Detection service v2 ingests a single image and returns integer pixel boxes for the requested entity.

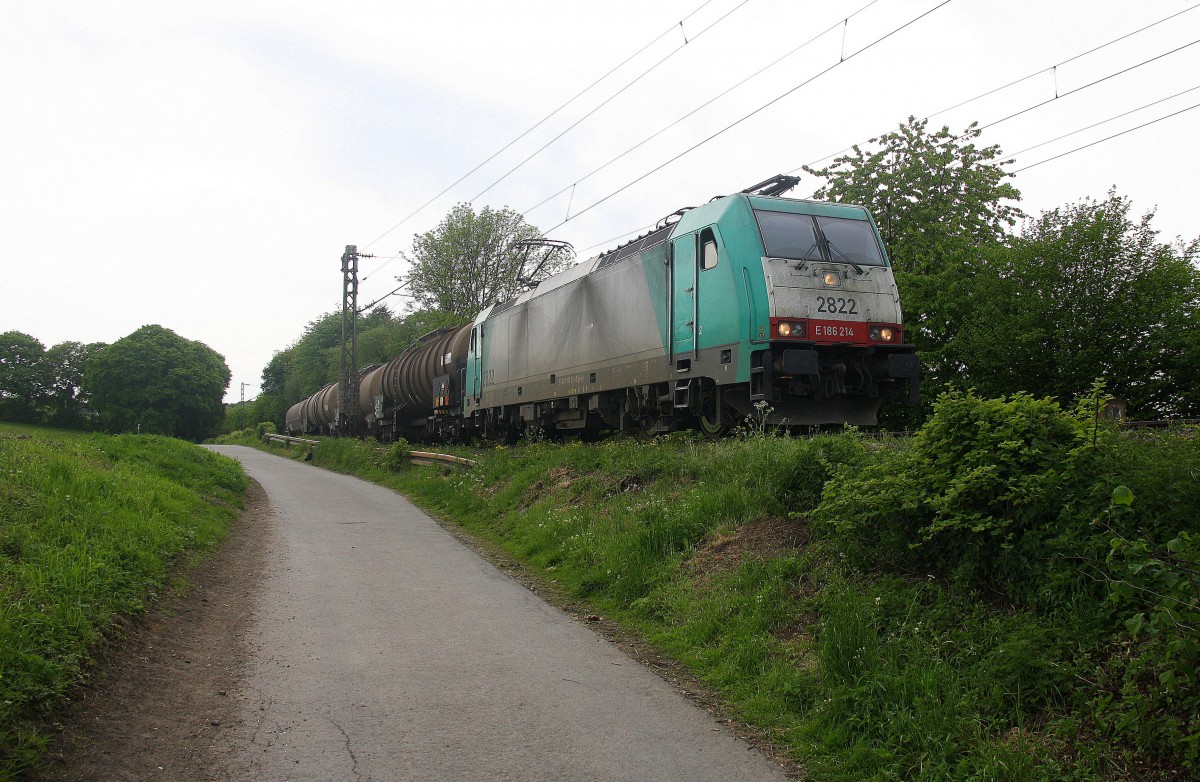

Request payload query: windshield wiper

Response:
[798,242,823,265]
[814,224,864,274]
[826,240,865,274]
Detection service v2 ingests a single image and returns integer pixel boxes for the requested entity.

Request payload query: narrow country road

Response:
[205,445,791,781]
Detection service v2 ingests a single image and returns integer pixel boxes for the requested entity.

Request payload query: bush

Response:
[1096,485,1200,766]
[383,438,411,471]
[817,390,1101,596]
[256,421,277,438]
[816,391,1200,769]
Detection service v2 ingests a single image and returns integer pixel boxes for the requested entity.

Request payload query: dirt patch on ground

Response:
[688,516,810,580]
[520,466,581,507]
[28,480,273,782]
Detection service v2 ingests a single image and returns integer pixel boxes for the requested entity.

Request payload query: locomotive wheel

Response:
[697,410,729,439]
[635,411,660,440]
[697,386,731,439]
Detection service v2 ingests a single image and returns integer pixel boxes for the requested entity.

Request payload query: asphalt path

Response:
[206,445,791,782]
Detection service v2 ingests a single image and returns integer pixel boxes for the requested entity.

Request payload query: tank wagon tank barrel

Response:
[379,326,471,415]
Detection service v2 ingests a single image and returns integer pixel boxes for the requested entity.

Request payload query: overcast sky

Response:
[3,0,1197,403]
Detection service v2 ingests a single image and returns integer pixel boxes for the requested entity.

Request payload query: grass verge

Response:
[222,416,1196,781]
[0,423,247,779]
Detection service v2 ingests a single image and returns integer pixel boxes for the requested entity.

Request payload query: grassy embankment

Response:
[223,393,1199,782]
[0,423,246,780]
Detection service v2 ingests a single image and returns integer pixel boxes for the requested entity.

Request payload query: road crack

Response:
[329,714,362,780]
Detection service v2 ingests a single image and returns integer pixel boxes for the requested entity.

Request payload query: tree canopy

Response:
[805,117,1023,397]
[43,340,105,427]
[402,203,574,319]
[0,331,49,422]
[86,325,230,441]
[0,332,105,426]
[952,192,1200,417]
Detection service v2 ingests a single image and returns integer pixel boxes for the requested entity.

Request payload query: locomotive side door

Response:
[670,233,696,363]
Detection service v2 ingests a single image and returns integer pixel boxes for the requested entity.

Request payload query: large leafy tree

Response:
[402,203,573,319]
[0,331,49,422]
[43,340,105,427]
[86,325,230,441]
[953,192,1200,418]
[805,117,1022,398]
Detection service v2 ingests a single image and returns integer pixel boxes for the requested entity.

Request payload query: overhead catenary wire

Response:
[467,0,754,204]
[1008,82,1200,158]
[976,37,1200,134]
[796,3,1200,169]
[521,0,884,219]
[361,0,719,255]
[540,0,957,238]
[1012,100,1200,174]
[360,253,403,283]
[578,223,658,255]
[556,8,1200,259]
[358,279,414,314]
[365,3,1197,289]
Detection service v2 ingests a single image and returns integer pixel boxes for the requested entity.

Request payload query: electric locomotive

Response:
[458,175,918,439]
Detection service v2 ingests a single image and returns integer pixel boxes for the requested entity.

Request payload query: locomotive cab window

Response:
[754,210,886,267]
[755,210,822,262]
[814,215,886,266]
[700,227,719,271]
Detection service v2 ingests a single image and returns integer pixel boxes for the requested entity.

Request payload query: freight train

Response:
[285,176,919,442]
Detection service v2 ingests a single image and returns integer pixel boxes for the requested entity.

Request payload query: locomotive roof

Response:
[480,193,878,324]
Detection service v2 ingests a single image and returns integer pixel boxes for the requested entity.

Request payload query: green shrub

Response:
[256,421,277,438]
[383,439,411,471]
[1096,485,1200,766]
[816,391,1200,769]
[816,390,1101,598]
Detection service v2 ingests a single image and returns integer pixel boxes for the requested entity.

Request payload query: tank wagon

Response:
[286,176,919,441]
[284,327,470,442]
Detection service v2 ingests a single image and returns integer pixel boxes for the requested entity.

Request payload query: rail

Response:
[408,450,477,468]
[265,433,320,447]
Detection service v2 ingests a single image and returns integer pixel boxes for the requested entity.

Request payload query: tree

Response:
[44,340,105,427]
[952,192,1200,418]
[805,117,1023,402]
[0,331,49,422]
[402,203,574,319]
[85,325,231,441]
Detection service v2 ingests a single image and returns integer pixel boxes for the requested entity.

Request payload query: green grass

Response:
[228,424,1195,781]
[0,423,246,779]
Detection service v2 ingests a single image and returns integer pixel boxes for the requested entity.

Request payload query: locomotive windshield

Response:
[754,210,886,267]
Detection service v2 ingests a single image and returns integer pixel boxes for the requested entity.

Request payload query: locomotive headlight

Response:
[774,321,807,338]
[870,326,896,342]
[823,272,841,287]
